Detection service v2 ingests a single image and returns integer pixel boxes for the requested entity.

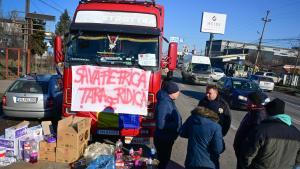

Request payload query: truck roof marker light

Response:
[80,0,156,5]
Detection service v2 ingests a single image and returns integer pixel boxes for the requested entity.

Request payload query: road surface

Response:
[170,71,300,169]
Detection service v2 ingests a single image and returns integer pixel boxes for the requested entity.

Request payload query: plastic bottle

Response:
[129,147,134,156]
[29,140,38,163]
[23,141,31,162]
[115,139,123,152]
[150,146,156,159]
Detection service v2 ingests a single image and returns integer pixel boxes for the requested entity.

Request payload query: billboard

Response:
[201,12,227,34]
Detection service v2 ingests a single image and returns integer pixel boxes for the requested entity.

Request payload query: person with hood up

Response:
[154,81,182,169]
[233,91,267,169]
[198,84,231,136]
[240,98,300,169]
[180,106,224,169]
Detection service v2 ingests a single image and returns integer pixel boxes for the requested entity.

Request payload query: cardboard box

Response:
[5,121,29,140]
[39,150,56,162]
[0,138,18,156]
[41,121,55,136]
[39,140,56,152]
[27,125,44,142]
[56,142,87,163]
[56,116,91,163]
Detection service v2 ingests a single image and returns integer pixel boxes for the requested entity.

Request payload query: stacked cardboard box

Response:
[39,140,56,162]
[55,116,91,163]
[0,121,29,157]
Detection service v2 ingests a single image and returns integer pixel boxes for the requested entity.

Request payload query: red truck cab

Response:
[54,0,177,144]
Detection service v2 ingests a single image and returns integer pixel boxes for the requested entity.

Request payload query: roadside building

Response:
[206,40,299,73]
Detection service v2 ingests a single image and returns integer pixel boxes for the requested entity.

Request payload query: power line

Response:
[38,0,63,13]
[48,0,65,12]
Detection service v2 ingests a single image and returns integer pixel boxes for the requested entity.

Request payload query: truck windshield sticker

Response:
[71,65,151,115]
[138,54,156,66]
[107,35,119,51]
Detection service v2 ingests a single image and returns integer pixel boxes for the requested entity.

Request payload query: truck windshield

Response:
[192,64,211,73]
[67,32,159,71]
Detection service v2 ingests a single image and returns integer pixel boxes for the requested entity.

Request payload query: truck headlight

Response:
[262,98,271,105]
[238,95,248,101]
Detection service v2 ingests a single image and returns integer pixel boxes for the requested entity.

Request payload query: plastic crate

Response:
[119,114,140,129]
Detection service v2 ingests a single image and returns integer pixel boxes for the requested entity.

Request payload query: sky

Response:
[2,0,300,52]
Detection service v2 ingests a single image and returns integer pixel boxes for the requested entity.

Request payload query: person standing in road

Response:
[154,81,182,169]
[240,98,300,169]
[180,106,224,169]
[198,85,231,136]
[233,91,267,169]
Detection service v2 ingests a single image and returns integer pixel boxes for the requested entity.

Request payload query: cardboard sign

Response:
[71,66,151,115]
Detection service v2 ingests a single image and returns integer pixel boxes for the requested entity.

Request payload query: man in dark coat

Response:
[180,106,224,169]
[198,85,231,136]
[240,98,300,169]
[154,81,182,169]
[233,91,267,169]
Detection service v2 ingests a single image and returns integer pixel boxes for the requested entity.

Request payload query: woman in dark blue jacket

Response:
[180,106,224,169]
[154,81,182,169]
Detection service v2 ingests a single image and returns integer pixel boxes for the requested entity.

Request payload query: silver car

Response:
[249,75,275,92]
[2,74,63,119]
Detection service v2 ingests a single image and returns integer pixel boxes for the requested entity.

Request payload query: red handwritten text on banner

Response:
[71,65,151,115]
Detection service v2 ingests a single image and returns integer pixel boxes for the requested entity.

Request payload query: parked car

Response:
[249,75,275,92]
[254,71,281,84]
[210,67,225,81]
[2,74,63,119]
[217,77,270,109]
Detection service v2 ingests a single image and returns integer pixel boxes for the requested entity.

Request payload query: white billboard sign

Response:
[201,12,227,34]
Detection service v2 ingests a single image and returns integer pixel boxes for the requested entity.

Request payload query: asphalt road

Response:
[0,74,299,169]
[169,71,300,169]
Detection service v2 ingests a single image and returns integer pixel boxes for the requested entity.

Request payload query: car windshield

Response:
[260,77,274,82]
[8,80,49,94]
[67,32,159,71]
[213,68,223,73]
[232,80,259,90]
[255,72,264,76]
[192,64,211,73]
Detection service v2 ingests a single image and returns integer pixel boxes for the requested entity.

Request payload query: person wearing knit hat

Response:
[240,98,300,169]
[234,91,267,169]
[154,81,182,169]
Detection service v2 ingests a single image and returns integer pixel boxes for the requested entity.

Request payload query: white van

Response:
[181,55,213,85]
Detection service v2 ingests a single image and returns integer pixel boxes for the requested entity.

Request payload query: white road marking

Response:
[269,95,300,108]
[293,118,300,125]
[286,101,300,108]
[230,124,238,131]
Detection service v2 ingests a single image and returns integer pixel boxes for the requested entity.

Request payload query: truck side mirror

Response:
[54,36,64,64]
[167,42,178,71]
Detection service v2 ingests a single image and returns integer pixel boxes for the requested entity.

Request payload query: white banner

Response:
[71,66,151,115]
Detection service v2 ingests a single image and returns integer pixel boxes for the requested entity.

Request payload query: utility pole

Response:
[0,0,3,18]
[207,33,214,57]
[291,46,300,86]
[23,0,30,75]
[254,10,271,69]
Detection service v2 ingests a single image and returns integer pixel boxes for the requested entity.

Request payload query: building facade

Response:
[206,40,299,69]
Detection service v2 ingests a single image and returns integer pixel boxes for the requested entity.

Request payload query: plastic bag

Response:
[87,155,115,169]
[84,142,115,164]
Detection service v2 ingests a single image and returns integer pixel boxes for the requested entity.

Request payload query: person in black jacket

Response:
[233,91,267,169]
[154,81,182,169]
[198,85,231,136]
[240,98,300,169]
